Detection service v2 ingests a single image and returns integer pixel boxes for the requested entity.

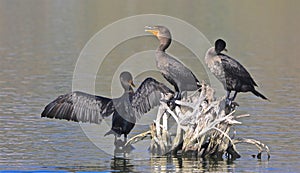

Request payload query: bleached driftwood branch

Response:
[126,82,270,160]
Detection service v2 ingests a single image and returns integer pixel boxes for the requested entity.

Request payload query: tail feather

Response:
[251,89,270,101]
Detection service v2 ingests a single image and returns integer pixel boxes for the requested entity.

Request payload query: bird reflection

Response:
[113,138,134,157]
[111,155,134,172]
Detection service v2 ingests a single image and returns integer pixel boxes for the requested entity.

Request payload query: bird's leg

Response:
[226,90,231,99]
[124,134,127,143]
[226,91,231,101]
[225,91,239,111]
[230,91,238,102]
[225,90,233,106]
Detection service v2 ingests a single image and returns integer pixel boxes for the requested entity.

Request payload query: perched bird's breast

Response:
[205,56,223,77]
[155,51,170,73]
[205,48,226,84]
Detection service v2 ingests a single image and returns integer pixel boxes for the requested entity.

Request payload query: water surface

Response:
[0,0,299,172]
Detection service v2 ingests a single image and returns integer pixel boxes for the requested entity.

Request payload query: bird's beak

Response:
[145,26,159,37]
[224,48,228,52]
[129,80,136,88]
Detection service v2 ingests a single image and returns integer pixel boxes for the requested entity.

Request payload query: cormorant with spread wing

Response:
[205,39,269,103]
[145,26,201,100]
[41,71,173,141]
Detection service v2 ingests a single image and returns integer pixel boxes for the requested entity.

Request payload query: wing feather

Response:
[131,77,174,117]
[41,91,114,124]
[162,54,200,91]
[220,54,257,86]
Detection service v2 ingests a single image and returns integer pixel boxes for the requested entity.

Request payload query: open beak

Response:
[145,26,159,36]
[129,80,136,88]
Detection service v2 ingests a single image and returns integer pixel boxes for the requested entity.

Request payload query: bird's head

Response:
[120,71,135,90]
[145,25,171,51]
[145,25,171,39]
[215,39,228,54]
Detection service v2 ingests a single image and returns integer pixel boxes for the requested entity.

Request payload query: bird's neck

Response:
[123,88,134,102]
[124,87,134,94]
[157,44,167,52]
[157,37,171,52]
[205,47,218,59]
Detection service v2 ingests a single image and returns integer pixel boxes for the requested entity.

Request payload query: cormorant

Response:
[41,71,173,141]
[145,26,201,100]
[205,39,268,102]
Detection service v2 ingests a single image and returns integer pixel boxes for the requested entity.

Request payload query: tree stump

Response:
[126,82,270,160]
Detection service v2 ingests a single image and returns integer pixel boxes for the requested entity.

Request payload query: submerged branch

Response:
[233,137,271,160]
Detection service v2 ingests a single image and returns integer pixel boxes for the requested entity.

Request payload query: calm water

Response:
[1,0,300,172]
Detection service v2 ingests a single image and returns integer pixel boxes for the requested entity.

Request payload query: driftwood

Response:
[126,82,270,160]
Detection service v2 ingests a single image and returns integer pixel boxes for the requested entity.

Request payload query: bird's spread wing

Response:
[131,77,174,118]
[220,54,257,86]
[41,91,114,124]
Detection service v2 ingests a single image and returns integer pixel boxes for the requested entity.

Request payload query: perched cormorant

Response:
[41,71,173,141]
[145,26,201,100]
[205,39,268,102]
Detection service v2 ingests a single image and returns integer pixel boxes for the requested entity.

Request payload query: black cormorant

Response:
[41,71,173,141]
[205,39,268,102]
[145,26,201,100]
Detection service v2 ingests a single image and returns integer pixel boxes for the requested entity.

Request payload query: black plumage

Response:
[42,91,113,123]
[41,71,173,141]
[145,26,201,100]
[205,39,268,102]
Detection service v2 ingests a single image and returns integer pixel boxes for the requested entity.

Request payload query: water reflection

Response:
[113,139,135,158]
[111,157,134,172]
[149,156,238,172]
